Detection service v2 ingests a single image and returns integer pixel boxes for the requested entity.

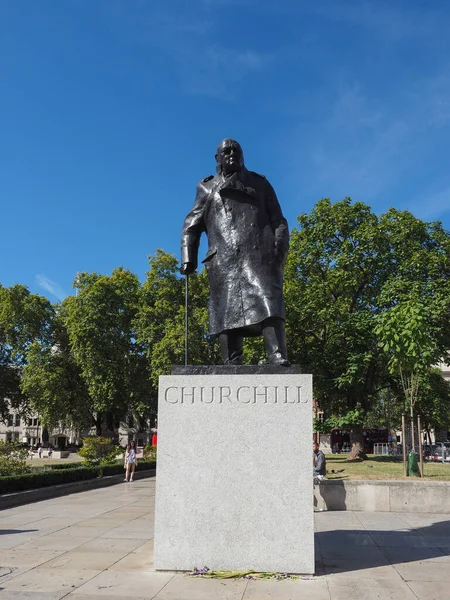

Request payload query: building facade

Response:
[1,400,156,449]
[0,404,80,448]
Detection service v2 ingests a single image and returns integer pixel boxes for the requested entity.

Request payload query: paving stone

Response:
[0,513,50,528]
[243,578,330,600]
[320,545,388,560]
[1,567,100,594]
[322,555,391,571]
[407,581,450,600]
[371,532,437,547]
[326,575,418,599]
[65,595,149,600]
[0,591,68,599]
[423,536,450,548]
[44,550,126,570]
[316,531,376,547]
[356,514,412,531]
[395,561,450,582]
[71,537,144,554]
[153,573,247,600]
[69,570,173,597]
[16,534,92,552]
[108,549,154,571]
[314,513,364,532]
[133,539,155,555]
[381,546,449,564]
[51,526,113,538]
[324,564,402,580]
[0,547,59,565]
[99,525,152,539]
[0,534,38,549]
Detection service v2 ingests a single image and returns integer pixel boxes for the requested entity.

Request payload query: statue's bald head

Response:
[215,139,244,175]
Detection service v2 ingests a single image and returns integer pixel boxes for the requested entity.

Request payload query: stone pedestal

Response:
[154,367,314,574]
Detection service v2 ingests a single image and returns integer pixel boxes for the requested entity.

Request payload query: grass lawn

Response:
[325,454,450,481]
[27,454,84,468]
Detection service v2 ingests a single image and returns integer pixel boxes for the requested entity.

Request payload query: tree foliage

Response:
[0,285,53,419]
[286,199,450,457]
[21,312,92,432]
[78,436,119,465]
[285,199,388,426]
[0,441,29,476]
[63,267,149,434]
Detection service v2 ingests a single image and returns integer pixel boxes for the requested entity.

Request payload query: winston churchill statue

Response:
[180,139,290,366]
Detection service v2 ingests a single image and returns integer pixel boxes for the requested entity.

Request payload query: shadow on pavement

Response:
[0,529,38,535]
[315,519,450,574]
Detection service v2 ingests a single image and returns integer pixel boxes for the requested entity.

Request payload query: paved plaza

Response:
[0,479,450,599]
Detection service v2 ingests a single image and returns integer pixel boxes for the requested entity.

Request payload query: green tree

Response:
[285,199,450,459]
[375,299,446,449]
[0,284,53,419]
[285,199,389,457]
[0,441,29,476]
[78,436,119,465]
[415,369,450,442]
[364,389,401,439]
[63,268,148,435]
[375,210,450,449]
[21,312,93,433]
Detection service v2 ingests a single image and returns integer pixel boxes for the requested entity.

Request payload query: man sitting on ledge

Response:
[313,442,327,481]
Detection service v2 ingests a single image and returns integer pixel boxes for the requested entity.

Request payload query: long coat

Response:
[181,167,289,336]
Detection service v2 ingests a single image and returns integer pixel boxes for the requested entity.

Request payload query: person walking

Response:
[124,440,137,482]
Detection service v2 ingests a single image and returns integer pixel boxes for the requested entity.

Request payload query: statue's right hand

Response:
[180,262,195,275]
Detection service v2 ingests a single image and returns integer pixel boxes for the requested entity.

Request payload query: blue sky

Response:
[2,0,450,301]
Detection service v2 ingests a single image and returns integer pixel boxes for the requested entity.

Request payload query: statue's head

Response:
[215,139,244,175]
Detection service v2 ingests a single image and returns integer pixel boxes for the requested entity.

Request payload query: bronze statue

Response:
[180,139,290,366]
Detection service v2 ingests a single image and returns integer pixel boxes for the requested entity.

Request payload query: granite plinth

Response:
[154,373,314,574]
[171,364,301,375]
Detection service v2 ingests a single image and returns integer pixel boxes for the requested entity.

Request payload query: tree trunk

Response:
[42,427,49,444]
[347,425,367,461]
[93,415,102,436]
[106,411,115,432]
[410,401,415,452]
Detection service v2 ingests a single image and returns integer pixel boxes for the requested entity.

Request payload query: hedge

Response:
[0,460,156,495]
[47,462,86,470]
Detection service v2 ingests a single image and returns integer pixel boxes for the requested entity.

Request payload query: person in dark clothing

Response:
[313,442,326,477]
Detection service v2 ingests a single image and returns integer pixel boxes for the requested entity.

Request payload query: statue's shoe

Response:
[267,353,291,367]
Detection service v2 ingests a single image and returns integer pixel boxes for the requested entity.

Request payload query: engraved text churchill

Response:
[164,385,306,404]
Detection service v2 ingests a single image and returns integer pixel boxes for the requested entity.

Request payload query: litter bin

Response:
[407,451,420,477]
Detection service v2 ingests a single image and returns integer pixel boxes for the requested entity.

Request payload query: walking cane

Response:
[184,274,189,366]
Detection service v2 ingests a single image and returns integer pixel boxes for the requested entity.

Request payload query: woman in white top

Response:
[124,440,137,482]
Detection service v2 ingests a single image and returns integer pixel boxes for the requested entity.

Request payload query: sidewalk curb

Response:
[0,469,156,510]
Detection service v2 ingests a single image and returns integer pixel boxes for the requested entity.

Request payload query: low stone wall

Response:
[50,450,71,459]
[314,479,450,513]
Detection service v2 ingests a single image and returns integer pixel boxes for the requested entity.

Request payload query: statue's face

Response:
[216,139,244,175]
